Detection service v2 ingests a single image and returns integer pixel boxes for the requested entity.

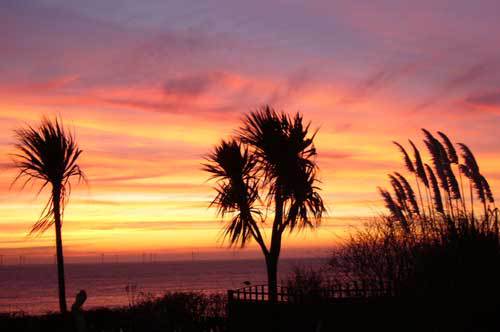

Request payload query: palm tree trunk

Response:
[53,187,67,313]
[267,191,283,302]
[265,254,278,302]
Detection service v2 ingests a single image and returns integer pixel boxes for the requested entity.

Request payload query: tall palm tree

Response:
[204,106,325,301]
[12,117,85,313]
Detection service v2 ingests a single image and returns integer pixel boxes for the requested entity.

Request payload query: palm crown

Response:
[13,117,85,234]
[205,106,325,247]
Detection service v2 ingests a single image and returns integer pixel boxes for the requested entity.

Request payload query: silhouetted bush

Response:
[284,266,330,303]
[330,130,500,331]
[0,291,227,332]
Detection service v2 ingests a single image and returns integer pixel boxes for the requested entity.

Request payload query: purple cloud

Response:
[466,91,500,108]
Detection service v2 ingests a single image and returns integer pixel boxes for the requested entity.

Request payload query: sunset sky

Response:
[1,0,499,263]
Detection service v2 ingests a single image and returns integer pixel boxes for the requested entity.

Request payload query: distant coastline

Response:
[0,246,333,266]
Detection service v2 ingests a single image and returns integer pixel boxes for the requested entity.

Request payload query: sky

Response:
[1,0,499,263]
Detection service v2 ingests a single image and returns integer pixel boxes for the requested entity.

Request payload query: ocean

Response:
[0,257,327,314]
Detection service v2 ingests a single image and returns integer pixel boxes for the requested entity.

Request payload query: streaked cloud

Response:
[0,0,499,260]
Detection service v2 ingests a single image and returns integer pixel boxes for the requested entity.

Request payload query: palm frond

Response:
[12,117,85,235]
[238,105,323,232]
[283,166,325,232]
[203,139,260,247]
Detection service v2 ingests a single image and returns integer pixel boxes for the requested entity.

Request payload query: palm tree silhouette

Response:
[12,117,85,313]
[204,106,325,301]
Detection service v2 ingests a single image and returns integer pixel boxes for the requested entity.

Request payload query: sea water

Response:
[0,257,326,314]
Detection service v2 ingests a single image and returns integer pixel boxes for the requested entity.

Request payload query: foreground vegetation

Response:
[329,130,500,331]
[0,292,226,332]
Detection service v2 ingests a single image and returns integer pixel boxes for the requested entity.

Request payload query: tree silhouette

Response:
[204,106,325,300]
[331,129,499,303]
[12,117,85,313]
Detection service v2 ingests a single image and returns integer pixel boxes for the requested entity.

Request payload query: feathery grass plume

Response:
[459,163,476,217]
[459,143,486,204]
[424,130,461,201]
[422,129,450,196]
[435,131,462,201]
[437,131,459,164]
[446,168,461,200]
[425,163,444,214]
[408,139,429,220]
[481,175,494,204]
[334,131,500,326]
[388,174,408,210]
[393,142,415,173]
[458,143,480,174]
[409,140,428,187]
[434,131,461,200]
[379,187,408,232]
[459,164,470,178]
[394,172,420,216]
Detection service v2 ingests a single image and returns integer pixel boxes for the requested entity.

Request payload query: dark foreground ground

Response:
[3,293,500,332]
[229,297,500,332]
